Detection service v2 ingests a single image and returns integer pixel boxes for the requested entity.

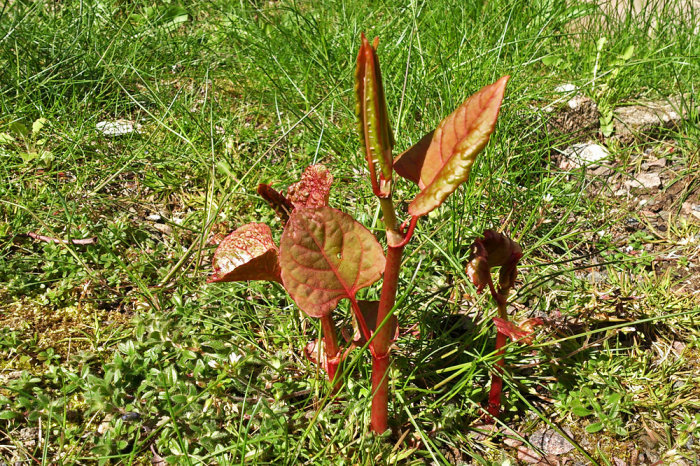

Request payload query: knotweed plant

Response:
[209,34,511,433]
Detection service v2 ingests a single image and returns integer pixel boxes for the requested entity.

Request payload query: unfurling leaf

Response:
[493,317,543,345]
[257,183,294,222]
[279,207,386,318]
[286,164,333,208]
[465,229,522,292]
[355,33,394,196]
[208,223,282,283]
[394,76,509,216]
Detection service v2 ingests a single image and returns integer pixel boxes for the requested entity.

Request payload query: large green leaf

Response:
[394,76,510,216]
[279,207,386,318]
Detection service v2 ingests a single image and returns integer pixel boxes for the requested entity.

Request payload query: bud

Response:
[355,33,394,197]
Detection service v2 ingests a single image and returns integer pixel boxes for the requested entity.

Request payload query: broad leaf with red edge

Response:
[279,207,386,318]
[394,76,509,216]
[208,223,282,283]
[287,164,333,209]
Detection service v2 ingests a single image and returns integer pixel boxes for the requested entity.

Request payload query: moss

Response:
[0,291,133,364]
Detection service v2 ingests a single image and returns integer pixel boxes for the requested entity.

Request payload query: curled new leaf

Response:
[279,207,386,318]
[208,223,282,283]
[257,183,294,222]
[287,164,333,209]
[394,76,510,216]
[257,164,332,221]
[356,33,394,196]
[466,229,522,292]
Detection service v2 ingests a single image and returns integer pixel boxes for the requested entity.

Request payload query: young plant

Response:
[466,230,542,419]
[209,34,510,433]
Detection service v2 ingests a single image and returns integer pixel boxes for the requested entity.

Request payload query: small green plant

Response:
[559,387,629,436]
[592,37,635,137]
[209,34,511,433]
[1,117,54,165]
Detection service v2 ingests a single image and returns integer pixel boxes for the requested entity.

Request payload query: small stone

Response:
[567,95,589,109]
[624,173,662,190]
[96,119,141,137]
[591,165,613,176]
[504,437,523,448]
[560,143,610,170]
[529,428,575,455]
[517,446,543,463]
[613,99,685,142]
[555,83,577,93]
[681,202,700,220]
[672,341,686,356]
[153,223,172,235]
[641,156,667,170]
[644,450,660,463]
[613,458,626,466]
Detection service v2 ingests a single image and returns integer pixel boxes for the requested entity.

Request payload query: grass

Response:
[1,0,699,463]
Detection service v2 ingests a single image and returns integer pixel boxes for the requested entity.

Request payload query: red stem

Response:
[349,298,372,344]
[370,243,404,432]
[487,330,507,418]
[486,281,510,421]
[370,352,390,433]
[320,315,342,392]
[394,216,418,248]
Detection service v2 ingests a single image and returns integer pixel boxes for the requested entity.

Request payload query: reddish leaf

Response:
[286,164,333,209]
[208,223,282,283]
[279,207,386,318]
[355,34,394,196]
[493,317,543,345]
[345,300,399,346]
[465,230,522,292]
[394,76,510,216]
[257,183,294,221]
[392,130,433,185]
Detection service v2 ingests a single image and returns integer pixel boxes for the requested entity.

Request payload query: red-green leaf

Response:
[286,164,333,209]
[279,207,386,318]
[493,317,543,344]
[394,76,509,216]
[355,33,394,196]
[208,223,282,283]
